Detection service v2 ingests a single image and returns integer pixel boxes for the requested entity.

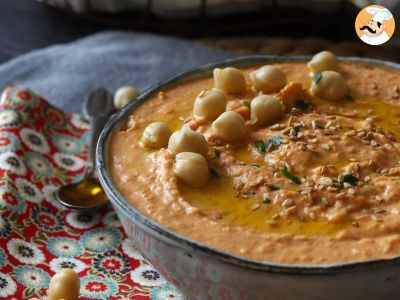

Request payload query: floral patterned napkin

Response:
[0,86,183,300]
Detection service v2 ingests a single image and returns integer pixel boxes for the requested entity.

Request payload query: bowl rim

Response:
[96,55,400,275]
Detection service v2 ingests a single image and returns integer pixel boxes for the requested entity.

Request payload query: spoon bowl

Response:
[56,89,115,210]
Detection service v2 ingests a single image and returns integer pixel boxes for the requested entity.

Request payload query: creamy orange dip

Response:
[109,62,400,264]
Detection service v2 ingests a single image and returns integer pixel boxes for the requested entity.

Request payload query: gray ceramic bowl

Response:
[96,56,400,300]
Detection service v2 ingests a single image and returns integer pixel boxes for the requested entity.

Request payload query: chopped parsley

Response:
[292,126,301,135]
[255,140,266,153]
[267,184,281,191]
[313,71,322,84]
[209,168,220,179]
[210,147,221,158]
[346,94,355,102]
[281,165,301,184]
[294,100,310,112]
[243,101,251,109]
[343,173,359,186]
[255,135,282,153]
[262,198,272,205]
[250,163,261,168]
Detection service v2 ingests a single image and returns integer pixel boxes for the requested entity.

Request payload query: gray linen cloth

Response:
[0,31,234,113]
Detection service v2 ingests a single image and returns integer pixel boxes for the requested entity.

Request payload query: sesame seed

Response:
[345,130,356,136]
[370,140,379,147]
[308,138,318,144]
[179,116,185,121]
[266,219,277,226]
[271,124,280,129]
[286,206,297,214]
[326,121,333,128]
[311,120,317,129]
[307,145,316,151]
[321,143,330,150]
[358,131,366,138]
[251,203,260,211]
[282,198,294,207]
[366,117,375,123]
[336,192,346,199]
[309,211,316,220]
[364,176,371,182]
[327,186,338,191]
[321,197,331,206]
[347,188,355,195]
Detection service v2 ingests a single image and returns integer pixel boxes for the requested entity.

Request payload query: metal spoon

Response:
[56,89,115,210]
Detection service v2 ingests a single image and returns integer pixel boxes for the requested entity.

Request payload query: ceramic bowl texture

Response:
[96,56,400,300]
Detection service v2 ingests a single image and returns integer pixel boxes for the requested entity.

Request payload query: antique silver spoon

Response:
[56,89,115,210]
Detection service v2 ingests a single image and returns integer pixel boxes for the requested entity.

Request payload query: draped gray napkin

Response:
[0,31,235,113]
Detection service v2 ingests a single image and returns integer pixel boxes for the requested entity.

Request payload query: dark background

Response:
[1,0,399,63]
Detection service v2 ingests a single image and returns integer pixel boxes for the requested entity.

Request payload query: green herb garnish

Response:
[343,173,358,186]
[291,126,301,135]
[294,100,310,112]
[243,101,250,109]
[267,135,282,147]
[255,135,282,153]
[255,140,266,153]
[267,184,281,191]
[281,165,301,184]
[243,191,256,197]
[250,163,261,168]
[313,71,322,84]
[209,168,220,179]
[262,198,272,204]
[346,95,355,102]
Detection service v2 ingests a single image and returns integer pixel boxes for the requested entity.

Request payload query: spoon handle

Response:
[83,89,115,171]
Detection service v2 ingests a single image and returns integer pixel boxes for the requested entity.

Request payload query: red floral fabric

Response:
[0,86,182,300]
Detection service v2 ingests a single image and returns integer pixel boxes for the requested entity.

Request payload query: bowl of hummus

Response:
[97,53,400,300]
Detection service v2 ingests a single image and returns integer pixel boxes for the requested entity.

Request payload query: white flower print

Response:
[15,177,42,203]
[49,257,87,274]
[47,237,83,258]
[0,272,17,297]
[54,152,86,172]
[0,151,26,175]
[14,266,49,289]
[0,109,21,127]
[122,239,144,260]
[130,264,167,287]
[102,211,121,227]
[42,184,66,211]
[150,286,184,300]
[66,211,101,229]
[71,114,90,130]
[19,128,50,154]
[7,239,45,265]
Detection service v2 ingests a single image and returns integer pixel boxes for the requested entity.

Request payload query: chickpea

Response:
[141,122,172,149]
[249,65,287,93]
[310,71,348,101]
[213,67,246,94]
[168,125,208,157]
[307,51,338,74]
[47,269,80,300]
[173,152,209,188]
[114,85,139,109]
[193,89,227,121]
[250,95,282,126]
[212,111,247,142]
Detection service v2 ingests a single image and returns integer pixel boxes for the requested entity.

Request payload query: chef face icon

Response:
[355,5,395,46]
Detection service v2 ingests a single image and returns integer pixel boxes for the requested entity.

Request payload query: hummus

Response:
[109,61,400,264]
